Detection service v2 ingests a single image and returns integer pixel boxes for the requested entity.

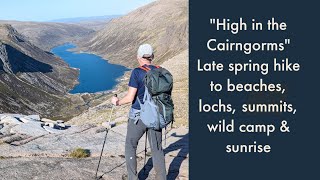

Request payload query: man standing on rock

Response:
[112,44,166,180]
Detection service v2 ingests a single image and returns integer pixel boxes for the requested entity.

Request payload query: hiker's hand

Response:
[112,96,119,106]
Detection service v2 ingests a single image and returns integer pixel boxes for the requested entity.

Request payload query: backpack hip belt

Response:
[128,108,141,124]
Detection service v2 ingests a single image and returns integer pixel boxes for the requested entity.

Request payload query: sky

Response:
[0,0,155,22]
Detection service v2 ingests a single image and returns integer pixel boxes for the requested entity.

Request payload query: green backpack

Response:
[138,65,174,129]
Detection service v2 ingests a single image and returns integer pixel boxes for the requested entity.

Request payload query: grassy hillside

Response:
[77,0,188,68]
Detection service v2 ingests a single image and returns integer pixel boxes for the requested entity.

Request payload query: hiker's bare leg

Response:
[125,119,146,180]
[148,129,166,180]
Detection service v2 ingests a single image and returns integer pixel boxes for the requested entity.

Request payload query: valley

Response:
[0,0,188,124]
[0,0,189,179]
[0,24,82,119]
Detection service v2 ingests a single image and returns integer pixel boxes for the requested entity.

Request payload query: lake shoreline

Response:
[51,43,129,94]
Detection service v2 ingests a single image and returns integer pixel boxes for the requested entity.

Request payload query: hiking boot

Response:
[122,174,128,180]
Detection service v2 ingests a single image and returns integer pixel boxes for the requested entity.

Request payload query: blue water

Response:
[51,43,129,94]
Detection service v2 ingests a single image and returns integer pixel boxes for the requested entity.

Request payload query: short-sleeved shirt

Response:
[128,64,157,110]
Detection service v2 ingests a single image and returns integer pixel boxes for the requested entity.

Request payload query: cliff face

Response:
[0,24,79,117]
[78,0,188,68]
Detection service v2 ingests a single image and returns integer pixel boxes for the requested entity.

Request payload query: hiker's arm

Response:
[113,87,137,106]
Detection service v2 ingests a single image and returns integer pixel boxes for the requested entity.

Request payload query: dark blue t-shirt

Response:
[128,64,157,110]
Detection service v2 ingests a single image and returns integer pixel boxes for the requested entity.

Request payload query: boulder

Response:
[56,120,64,124]
[10,123,49,137]
[0,116,22,125]
[56,123,66,129]
[44,122,67,130]
[44,122,55,128]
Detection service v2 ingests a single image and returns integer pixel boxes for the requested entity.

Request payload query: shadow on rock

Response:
[1,44,53,74]
[138,132,189,180]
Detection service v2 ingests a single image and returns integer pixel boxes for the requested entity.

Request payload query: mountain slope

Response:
[49,15,120,30]
[0,24,80,117]
[0,21,94,51]
[78,0,188,68]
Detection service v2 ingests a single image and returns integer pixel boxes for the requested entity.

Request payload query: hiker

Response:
[112,44,167,180]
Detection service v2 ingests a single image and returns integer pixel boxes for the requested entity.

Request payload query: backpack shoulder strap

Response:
[139,66,150,71]
[138,65,160,71]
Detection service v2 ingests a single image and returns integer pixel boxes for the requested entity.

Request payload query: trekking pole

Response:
[95,94,117,180]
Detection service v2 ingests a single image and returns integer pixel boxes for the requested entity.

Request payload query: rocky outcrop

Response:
[77,0,188,68]
[0,114,67,137]
[0,113,188,179]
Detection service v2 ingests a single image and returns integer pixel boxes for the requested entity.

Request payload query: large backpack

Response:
[137,65,174,130]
